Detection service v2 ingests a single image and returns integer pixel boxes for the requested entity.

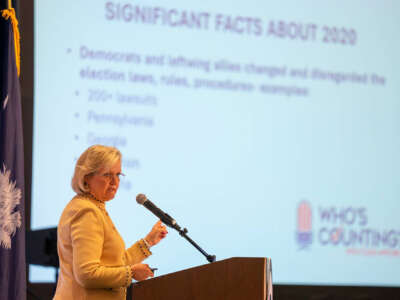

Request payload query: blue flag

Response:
[0,8,26,300]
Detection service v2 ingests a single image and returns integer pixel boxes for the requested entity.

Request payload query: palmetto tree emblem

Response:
[0,165,22,249]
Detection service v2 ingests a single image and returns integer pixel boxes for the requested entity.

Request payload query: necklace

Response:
[87,193,104,203]
[83,193,118,231]
[84,193,106,211]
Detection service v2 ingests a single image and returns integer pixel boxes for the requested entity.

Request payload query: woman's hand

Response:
[131,263,154,281]
[145,220,168,247]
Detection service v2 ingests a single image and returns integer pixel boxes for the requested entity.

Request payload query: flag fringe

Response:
[1,8,20,77]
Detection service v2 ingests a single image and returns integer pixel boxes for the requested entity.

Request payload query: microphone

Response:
[136,193,216,263]
[136,194,181,230]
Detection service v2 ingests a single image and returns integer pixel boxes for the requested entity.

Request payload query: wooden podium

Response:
[131,257,273,300]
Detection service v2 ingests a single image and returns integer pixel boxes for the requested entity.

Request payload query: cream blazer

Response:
[53,194,151,300]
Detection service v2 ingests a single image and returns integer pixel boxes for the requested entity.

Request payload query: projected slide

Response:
[31,0,400,286]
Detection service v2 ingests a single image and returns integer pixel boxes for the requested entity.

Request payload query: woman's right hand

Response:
[131,263,154,281]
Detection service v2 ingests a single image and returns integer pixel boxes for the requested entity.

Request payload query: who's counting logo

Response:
[296,201,313,249]
[295,201,400,256]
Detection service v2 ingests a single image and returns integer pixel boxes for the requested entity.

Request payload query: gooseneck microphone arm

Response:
[136,194,216,263]
[176,227,216,263]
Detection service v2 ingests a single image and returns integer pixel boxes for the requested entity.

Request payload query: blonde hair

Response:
[71,145,122,194]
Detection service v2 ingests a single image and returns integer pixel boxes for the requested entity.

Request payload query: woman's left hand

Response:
[145,220,168,247]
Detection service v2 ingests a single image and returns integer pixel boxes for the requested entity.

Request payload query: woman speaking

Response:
[53,145,167,300]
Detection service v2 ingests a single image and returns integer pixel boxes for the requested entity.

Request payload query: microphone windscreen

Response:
[136,193,147,205]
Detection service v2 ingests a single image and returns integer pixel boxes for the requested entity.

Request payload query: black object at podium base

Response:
[26,227,59,268]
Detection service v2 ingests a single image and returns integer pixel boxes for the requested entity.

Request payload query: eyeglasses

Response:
[97,172,125,181]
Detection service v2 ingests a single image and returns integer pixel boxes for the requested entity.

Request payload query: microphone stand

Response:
[167,215,216,263]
